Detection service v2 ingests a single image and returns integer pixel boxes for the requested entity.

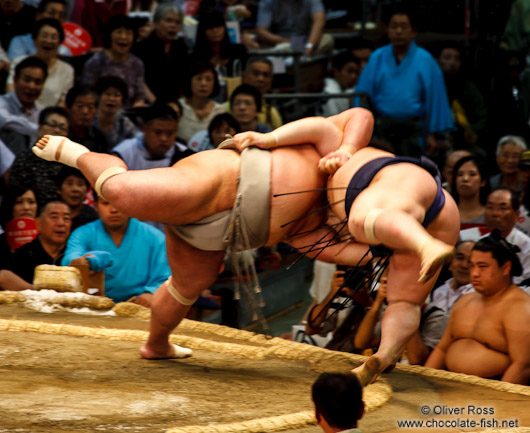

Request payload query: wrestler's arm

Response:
[501,300,530,384]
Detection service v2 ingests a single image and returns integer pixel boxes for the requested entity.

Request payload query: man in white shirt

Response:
[322,53,359,117]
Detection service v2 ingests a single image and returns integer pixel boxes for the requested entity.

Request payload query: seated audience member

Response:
[178,61,226,143]
[450,155,490,229]
[441,149,471,191]
[350,37,374,72]
[9,106,68,203]
[312,372,364,433]
[132,3,189,104]
[93,75,138,148]
[192,10,248,81]
[7,0,69,59]
[255,0,333,57]
[66,86,111,153]
[0,56,47,155]
[79,0,128,48]
[112,104,194,170]
[490,135,527,193]
[229,84,271,133]
[430,240,475,313]
[461,188,530,285]
[516,150,530,235]
[8,200,71,283]
[6,18,74,107]
[0,139,15,185]
[0,185,38,263]
[322,53,359,117]
[425,233,530,384]
[240,56,282,129]
[188,112,241,152]
[354,278,448,366]
[437,42,487,152]
[82,15,147,107]
[62,194,170,306]
[56,167,98,232]
[0,0,37,52]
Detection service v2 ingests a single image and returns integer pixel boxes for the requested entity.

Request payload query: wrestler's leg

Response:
[352,253,435,386]
[141,229,226,359]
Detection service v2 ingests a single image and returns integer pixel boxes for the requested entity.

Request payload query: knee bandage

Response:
[165,277,198,306]
[364,209,384,245]
[94,166,127,200]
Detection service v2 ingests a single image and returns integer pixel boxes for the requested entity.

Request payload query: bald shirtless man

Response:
[233,109,459,386]
[425,234,530,384]
[31,108,373,360]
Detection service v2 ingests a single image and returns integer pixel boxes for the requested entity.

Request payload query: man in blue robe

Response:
[355,7,453,158]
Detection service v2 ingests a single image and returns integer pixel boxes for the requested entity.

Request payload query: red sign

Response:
[62,22,92,56]
[6,218,38,251]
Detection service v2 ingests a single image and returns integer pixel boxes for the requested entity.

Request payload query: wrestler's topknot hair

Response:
[473,230,522,277]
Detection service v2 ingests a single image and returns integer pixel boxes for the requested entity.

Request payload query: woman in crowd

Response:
[7,18,74,106]
[229,84,271,133]
[490,135,527,193]
[188,112,241,152]
[93,76,138,148]
[450,155,490,229]
[0,185,39,263]
[192,10,247,78]
[82,15,147,107]
[133,3,189,104]
[178,61,226,142]
[55,167,98,232]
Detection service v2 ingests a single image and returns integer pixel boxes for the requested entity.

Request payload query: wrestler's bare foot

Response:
[140,342,192,360]
[352,355,387,387]
[32,134,89,168]
[418,239,455,283]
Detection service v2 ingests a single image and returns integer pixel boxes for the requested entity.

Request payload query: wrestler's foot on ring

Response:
[351,355,386,387]
[140,343,192,360]
[32,135,89,168]
[318,150,352,174]
[418,240,454,283]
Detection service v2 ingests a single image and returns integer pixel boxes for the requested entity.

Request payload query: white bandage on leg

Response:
[32,135,89,167]
[94,166,127,200]
[364,209,384,245]
[165,277,198,306]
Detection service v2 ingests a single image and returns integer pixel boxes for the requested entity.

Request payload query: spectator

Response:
[441,149,471,192]
[355,6,453,158]
[224,56,282,130]
[82,14,147,107]
[8,200,71,283]
[132,3,189,104]
[490,135,527,193]
[188,112,241,152]
[425,233,530,384]
[66,85,111,153]
[178,61,226,143]
[62,194,170,306]
[256,0,333,57]
[112,104,194,170]
[0,56,46,155]
[312,372,364,433]
[228,84,271,133]
[93,75,138,148]
[461,187,530,285]
[79,0,128,48]
[9,106,68,204]
[436,43,487,154]
[56,166,98,232]
[0,0,36,51]
[0,185,38,263]
[7,18,74,107]
[516,150,530,235]
[322,52,359,117]
[0,138,14,187]
[350,37,374,72]
[7,0,69,60]
[450,155,490,229]
[192,10,247,80]
[430,240,475,313]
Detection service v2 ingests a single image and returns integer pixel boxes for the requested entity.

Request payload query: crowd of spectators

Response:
[0,0,529,384]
